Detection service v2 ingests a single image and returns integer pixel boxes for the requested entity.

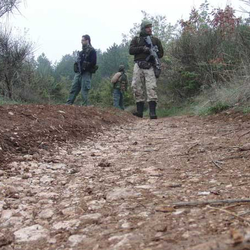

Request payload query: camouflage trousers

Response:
[131,63,157,103]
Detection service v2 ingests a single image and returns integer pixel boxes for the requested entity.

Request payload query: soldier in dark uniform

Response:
[66,34,97,106]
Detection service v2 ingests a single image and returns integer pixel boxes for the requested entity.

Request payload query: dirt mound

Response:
[0,104,134,166]
[204,109,250,123]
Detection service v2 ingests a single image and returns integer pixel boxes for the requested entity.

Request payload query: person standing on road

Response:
[66,35,97,106]
[129,20,164,119]
[111,65,128,110]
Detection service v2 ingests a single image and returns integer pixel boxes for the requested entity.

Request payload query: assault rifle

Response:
[145,36,161,78]
[75,50,98,74]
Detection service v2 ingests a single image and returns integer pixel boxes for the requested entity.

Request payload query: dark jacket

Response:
[74,46,97,74]
[129,36,164,62]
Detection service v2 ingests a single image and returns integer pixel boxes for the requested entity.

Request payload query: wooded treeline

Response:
[1,0,250,112]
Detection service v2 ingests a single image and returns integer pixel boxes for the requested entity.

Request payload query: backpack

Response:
[111,72,122,84]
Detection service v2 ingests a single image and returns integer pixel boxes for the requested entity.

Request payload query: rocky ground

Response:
[1,105,250,249]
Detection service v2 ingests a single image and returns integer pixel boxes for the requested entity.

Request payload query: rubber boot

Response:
[133,102,144,118]
[149,101,157,119]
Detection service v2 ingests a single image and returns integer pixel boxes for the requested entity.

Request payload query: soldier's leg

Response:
[119,92,124,110]
[131,64,145,103]
[66,73,81,104]
[131,63,145,117]
[145,68,158,119]
[81,72,92,106]
[113,89,120,109]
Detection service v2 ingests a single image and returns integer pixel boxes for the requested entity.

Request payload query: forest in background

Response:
[1,0,250,116]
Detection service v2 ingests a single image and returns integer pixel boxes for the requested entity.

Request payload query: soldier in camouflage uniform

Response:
[66,34,97,106]
[129,20,164,119]
[111,65,128,110]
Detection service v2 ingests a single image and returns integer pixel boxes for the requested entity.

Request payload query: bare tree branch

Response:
[0,0,22,18]
[240,0,250,14]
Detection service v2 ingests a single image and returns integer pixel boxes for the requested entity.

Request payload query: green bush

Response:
[0,95,19,105]
[206,102,230,114]
[163,2,245,105]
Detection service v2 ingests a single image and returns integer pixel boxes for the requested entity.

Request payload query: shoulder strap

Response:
[118,73,123,81]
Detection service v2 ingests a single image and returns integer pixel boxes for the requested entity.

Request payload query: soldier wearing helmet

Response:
[129,20,164,119]
[111,65,128,110]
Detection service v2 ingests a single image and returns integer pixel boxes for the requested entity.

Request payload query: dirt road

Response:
[1,106,250,249]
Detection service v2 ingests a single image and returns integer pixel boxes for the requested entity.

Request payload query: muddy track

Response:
[1,107,250,249]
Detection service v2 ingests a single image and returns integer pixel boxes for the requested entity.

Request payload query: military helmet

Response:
[118,65,125,72]
[141,20,153,30]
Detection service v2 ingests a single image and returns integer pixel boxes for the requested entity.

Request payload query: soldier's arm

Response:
[129,37,144,55]
[83,49,97,71]
[89,49,97,68]
[156,39,164,59]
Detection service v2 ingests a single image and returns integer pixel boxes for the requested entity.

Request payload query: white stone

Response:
[182,231,190,239]
[173,209,185,215]
[1,210,13,220]
[62,207,76,216]
[68,234,87,247]
[135,185,153,189]
[40,176,54,184]
[1,216,23,228]
[14,224,49,242]
[80,213,102,223]
[198,191,210,196]
[109,235,125,242]
[110,233,135,250]
[38,192,58,199]
[189,178,200,183]
[107,187,141,201]
[48,163,66,170]
[39,209,54,219]
[121,222,131,229]
[48,238,57,244]
[0,201,4,213]
[53,219,80,230]
[87,200,105,210]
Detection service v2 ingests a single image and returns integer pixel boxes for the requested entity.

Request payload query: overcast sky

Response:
[5,0,246,63]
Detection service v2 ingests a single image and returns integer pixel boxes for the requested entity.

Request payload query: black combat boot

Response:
[133,102,144,118]
[149,101,157,119]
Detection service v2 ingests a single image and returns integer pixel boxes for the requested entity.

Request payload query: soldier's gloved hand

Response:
[143,46,151,54]
[73,62,79,73]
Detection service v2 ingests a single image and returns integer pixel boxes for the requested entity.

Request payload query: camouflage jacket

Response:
[129,36,164,62]
[114,72,128,91]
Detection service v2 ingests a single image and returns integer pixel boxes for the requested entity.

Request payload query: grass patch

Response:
[241,105,250,114]
[198,102,230,115]
[0,96,20,105]
[143,106,188,118]
[156,107,186,117]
